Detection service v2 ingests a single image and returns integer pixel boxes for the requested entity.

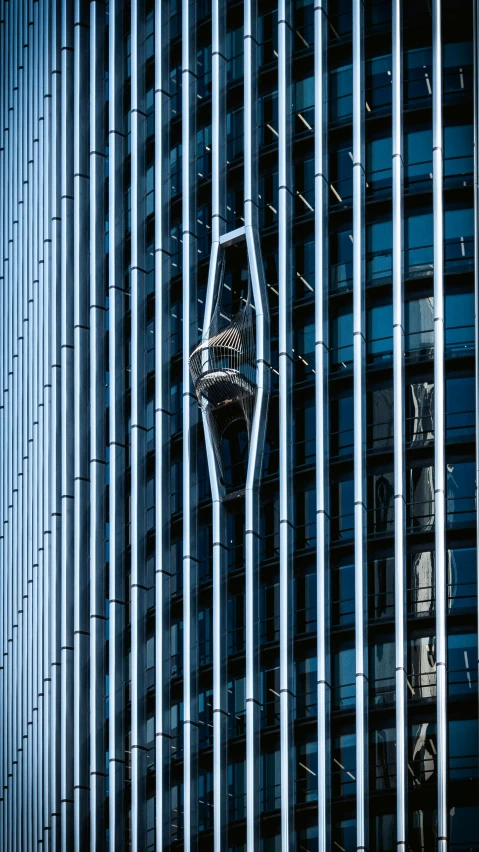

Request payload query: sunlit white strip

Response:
[352,0,368,847]
[392,0,407,845]
[278,0,294,848]
[108,0,127,847]
[314,2,331,849]
[432,2,447,849]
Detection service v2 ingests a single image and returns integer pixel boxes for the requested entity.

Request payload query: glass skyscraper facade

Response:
[0,0,478,849]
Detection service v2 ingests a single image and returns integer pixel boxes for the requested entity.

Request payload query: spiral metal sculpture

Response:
[189,259,257,479]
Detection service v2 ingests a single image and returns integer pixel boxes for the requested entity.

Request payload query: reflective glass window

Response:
[294,656,317,719]
[408,636,436,700]
[405,297,434,354]
[446,461,475,526]
[444,123,474,187]
[369,557,395,620]
[405,214,433,278]
[372,814,396,852]
[330,311,353,368]
[448,547,477,612]
[448,632,478,696]
[367,303,393,359]
[366,134,392,196]
[368,387,394,449]
[446,376,474,440]
[408,551,435,616]
[408,465,434,530]
[366,221,393,283]
[331,394,354,456]
[366,54,392,114]
[296,741,318,803]
[329,64,353,123]
[407,382,434,445]
[445,208,474,272]
[450,806,479,847]
[405,127,432,191]
[332,732,356,796]
[330,228,353,290]
[371,728,396,790]
[410,722,437,787]
[331,478,354,541]
[332,563,354,626]
[332,645,355,708]
[370,641,395,705]
[445,291,474,352]
[449,719,478,781]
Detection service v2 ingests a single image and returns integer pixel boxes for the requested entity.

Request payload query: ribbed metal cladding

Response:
[314,2,330,849]
[392,0,407,846]
[1,1,479,849]
[432,1,447,848]
[352,0,368,847]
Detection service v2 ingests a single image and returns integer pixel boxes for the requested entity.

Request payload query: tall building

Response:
[0,0,478,849]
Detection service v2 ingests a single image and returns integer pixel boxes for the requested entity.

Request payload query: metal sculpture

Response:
[189,257,256,480]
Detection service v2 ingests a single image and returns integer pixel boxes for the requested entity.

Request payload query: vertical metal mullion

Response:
[0,2,4,838]
[42,0,53,841]
[50,2,62,848]
[474,0,479,775]
[182,0,198,844]
[130,1,148,847]
[108,0,127,848]
[11,1,20,845]
[199,0,227,845]
[244,0,271,847]
[210,0,228,845]
[392,0,407,846]
[432,2,447,848]
[278,0,294,847]
[15,2,26,845]
[36,2,46,840]
[154,0,172,848]
[73,2,91,846]
[314,2,330,849]
[89,3,107,849]
[60,0,75,846]
[31,0,40,840]
[352,0,368,848]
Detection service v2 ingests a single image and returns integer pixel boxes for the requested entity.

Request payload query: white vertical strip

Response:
[278,0,294,848]
[60,0,75,846]
[182,0,198,844]
[314,1,330,849]
[50,2,63,848]
[89,3,107,849]
[73,1,91,845]
[244,0,271,847]
[108,0,127,846]
[474,0,479,755]
[392,0,407,846]
[432,1,447,848]
[352,0,368,848]
[154,1,172,848]
[130,1,148,847]
[203,0,227,846]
